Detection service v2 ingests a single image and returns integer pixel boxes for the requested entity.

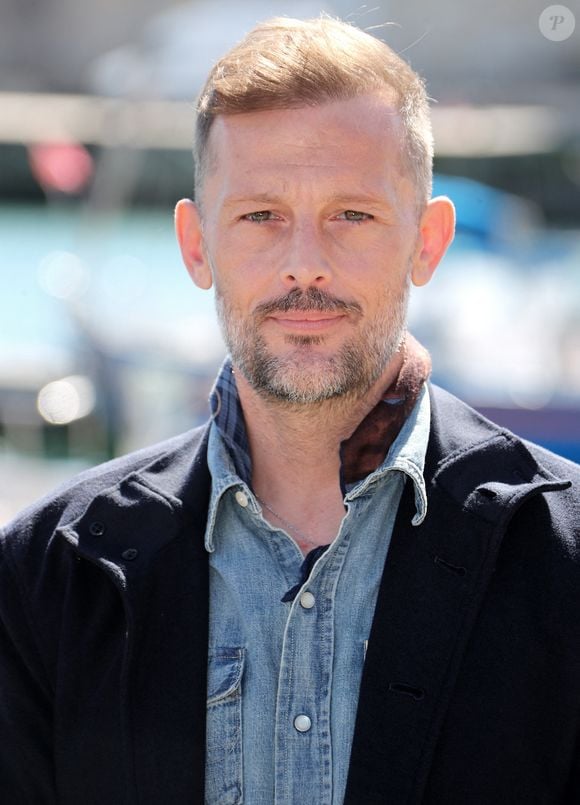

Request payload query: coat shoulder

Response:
[0,424,210,560]
[428,383,580,483]
[428,384,580,566]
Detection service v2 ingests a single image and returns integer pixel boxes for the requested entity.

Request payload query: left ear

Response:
[411,196,456,287]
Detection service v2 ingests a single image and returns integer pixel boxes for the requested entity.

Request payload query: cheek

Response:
[206,236,253,284]
[366,235,415,282]
[212,263,268,319]
[215,220,279,254]
[352,265,412,320]
[211,230,272,275]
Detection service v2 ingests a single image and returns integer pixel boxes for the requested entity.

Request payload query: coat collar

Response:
[57,424,212,587]
[426,383,570,522]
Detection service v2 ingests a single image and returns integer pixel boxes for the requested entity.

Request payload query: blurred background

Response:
[1,0,579,523]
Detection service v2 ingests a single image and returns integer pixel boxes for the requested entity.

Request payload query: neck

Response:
[222,334,429,554]
[235,348,405,504]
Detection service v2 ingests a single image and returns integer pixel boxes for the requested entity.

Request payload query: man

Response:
[1,16,579,805]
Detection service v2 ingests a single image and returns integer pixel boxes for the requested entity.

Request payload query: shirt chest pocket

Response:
[206,647,245,805]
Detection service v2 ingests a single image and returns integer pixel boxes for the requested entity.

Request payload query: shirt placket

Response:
[274,528,352,805]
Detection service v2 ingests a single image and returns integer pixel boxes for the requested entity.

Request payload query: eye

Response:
[243,210,275,223]
[338,210,374,223]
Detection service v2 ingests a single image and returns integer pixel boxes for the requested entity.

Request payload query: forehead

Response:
[202,93,412,202]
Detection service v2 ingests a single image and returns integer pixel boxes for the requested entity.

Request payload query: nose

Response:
[279,222,332,289]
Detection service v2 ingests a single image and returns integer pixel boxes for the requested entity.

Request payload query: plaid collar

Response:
[209,333,431,488]
[209,358,252,484]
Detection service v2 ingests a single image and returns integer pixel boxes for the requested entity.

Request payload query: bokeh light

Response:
[37,375,96,425]
[37,251,90,300]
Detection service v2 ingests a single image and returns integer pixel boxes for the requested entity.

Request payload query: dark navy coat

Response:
[1,385,579,804]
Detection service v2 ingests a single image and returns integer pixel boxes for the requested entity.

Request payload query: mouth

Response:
[267,312,347,332]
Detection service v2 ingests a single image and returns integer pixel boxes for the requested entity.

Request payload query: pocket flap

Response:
[207,647,245,704]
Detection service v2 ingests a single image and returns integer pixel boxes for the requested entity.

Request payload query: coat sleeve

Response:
[564,729,580,804]
[0,530,57,804]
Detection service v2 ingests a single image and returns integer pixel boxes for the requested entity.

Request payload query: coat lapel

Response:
[344,477,501,804]
[344,387,570,804]
[59,426,212,804]
[124,429,212,804]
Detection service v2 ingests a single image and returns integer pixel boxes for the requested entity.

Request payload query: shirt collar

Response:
[204,384,430,553]
[206,333,432,547]
[209,357,252,484]
[345,383,430,526]
[209,333,431,485]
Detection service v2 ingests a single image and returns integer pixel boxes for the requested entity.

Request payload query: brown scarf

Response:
[340,333,431,486]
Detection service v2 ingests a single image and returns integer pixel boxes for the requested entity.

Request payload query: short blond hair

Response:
[194,16,433,206]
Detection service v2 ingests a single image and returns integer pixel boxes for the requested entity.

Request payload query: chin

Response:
[248,349,380,404]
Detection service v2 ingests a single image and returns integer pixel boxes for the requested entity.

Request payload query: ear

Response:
[411,196,456,287]
[174,198,213,290]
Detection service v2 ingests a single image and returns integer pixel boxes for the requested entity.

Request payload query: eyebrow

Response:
[222,193,283,208]
[222,192,394,209]
[327,193,395,209]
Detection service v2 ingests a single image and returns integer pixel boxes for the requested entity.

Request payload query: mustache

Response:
[254,287,362,319]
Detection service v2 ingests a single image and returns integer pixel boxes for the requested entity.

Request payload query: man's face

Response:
[183,94,439,404]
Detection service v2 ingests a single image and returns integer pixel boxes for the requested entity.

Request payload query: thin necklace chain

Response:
[255,495,323,549]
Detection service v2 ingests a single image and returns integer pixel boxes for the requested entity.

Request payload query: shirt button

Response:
[234,490,249,508]
[299,591,315,609]
[294,714,312,733]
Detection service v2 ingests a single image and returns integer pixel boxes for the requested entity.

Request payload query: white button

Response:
[234,490,249,508]
[293,714,312,733]
[299,591,315,609]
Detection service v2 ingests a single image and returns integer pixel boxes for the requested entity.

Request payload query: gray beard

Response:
[214,280,410,406]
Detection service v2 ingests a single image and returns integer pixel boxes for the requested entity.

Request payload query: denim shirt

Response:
[204,384,430,805]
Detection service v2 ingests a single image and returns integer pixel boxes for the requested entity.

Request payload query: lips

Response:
[270,312,343,322]
[268,312,346,331]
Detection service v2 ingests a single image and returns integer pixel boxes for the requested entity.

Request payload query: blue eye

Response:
[244,211,273,223]
[340,210,373,222]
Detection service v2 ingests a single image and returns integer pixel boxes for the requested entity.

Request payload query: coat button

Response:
[89,521,105,536]
[299,591,315,609]
[121,548,138,561]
